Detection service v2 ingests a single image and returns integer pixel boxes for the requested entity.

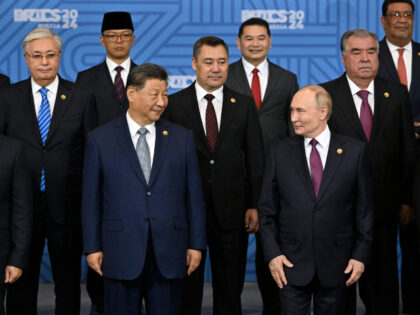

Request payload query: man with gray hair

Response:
[321,29,417,314]
[0,27,94,314]
[259,85,373,314]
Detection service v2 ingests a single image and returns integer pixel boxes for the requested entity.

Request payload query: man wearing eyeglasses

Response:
[76,11,136,127]
[76,12,136,314]
[378,1,420,314]
[0,27,94,314]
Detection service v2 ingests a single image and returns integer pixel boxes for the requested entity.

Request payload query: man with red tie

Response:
[378,2,420,312]
[321,28,417,315]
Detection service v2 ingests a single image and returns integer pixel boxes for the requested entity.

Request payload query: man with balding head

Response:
[259,85,374,315]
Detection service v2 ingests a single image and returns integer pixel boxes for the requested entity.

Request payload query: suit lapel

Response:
[97,61,120,103]
[235,60,253,97]
[215,88,237,152]
[380,40,400,81]
[289,137,315,200]
[20,79,43,146]
[317,133,344,201]
[148,120,170,187]
[114,117,147,186]
[410,43,420,101]
[370,77,389,143]
[46,78,71,146]
[262,61,276,105]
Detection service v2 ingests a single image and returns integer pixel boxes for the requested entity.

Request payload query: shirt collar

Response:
[304,125,331,149]
[195,81,224,103]
[106,57,131,72]
[242,57,268,76]
[386,38,412,53]
[126,111,156,138]
[31,75,59,94]
[346,75,375,96]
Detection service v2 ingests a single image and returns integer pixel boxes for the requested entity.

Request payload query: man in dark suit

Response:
[378,1,420,312]
[163,36,265,315]
[259,85,374,315]
[76,12,137,314]
[226,17,298,314]
[82,63,206,315]
[76,11,137,127]
[0,27,94,315]
[321,29,417,315]
[0,136,32,315]
[0,74,10,87]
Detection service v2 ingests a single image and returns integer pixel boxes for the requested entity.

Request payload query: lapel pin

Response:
[163,130,168,136]
[384,92,389,98]
[337,148,343,154]
[418,52,420,56]
[61,94,66,100]
[231,98,236,103]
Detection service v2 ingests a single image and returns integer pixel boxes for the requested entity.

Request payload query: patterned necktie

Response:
[114,66,124,101]
[38,87,51,192]
[309,139,323,198]
[204,94,218,151]
[251,68,262,109]
[397,48,408,87]
[136,127,151,183]
[357,90,373,140]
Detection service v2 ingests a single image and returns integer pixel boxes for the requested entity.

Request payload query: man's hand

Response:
[245,208,259,234]
[268,255,294,288]
[344,259,365,287]
[399,204,414,225]
[414,122,420,139]
[4,266,22,283]
[186,249,202,276]
[87,251,103,276]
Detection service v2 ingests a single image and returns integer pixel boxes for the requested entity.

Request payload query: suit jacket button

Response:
[147,191,151,196]
[210,160,215,165]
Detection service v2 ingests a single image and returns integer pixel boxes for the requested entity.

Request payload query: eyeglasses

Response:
[386,12,414,19]
[102,33,133,42]
[25,52,59,62]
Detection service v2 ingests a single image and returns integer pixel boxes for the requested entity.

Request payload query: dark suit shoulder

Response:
[76,62,106,80]
[223,85,254,103]
[157,118,192,135]
[332,132,365,148]
[268,60,297,79]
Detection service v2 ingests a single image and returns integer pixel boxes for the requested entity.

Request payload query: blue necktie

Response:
[38,87,51,192]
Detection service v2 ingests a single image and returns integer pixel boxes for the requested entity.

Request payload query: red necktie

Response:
[251,68,262,109]
[397,48,408,87]
[114,66,124,101]
[204,94,218,151]
[357,90,373,140]
[309,139,323,198]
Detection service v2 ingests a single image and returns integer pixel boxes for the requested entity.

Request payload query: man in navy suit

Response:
[82,63,206,315]
[378,1,420,312]
[259,85,374,315]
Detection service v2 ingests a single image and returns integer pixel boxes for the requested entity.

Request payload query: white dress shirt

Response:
[386,39,412,91]
[304,126,331,174]
[31,76,59,117]
[195,82,223,133]
[126,112,156,166]
[346,75,375,116]
[106,57,132,87]
[242,57,269,101]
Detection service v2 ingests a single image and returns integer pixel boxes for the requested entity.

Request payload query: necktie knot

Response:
[357,90,369,101]
[204,94,215,102]
[252,68,259,75]
[138,127,148,136]
[39,87,48,97]
[115,66,123,73]
[398,48,405,56]
[310,138,318,148]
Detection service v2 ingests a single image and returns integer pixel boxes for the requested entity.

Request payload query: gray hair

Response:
[301,85,332,120]
[22,27,62,53]
[127,63,168,90]
[340,29,379,54]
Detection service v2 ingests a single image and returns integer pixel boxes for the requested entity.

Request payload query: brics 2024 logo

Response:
[242,10,305,30]
[14,9,79,29]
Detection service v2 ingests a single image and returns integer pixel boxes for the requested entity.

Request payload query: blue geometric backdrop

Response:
[2,0,418,282]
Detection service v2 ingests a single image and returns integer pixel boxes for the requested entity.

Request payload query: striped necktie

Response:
[38,87,51,192]
[114,66,124,101]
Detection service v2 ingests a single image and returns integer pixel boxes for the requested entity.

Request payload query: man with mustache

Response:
[321,29,417,315]
[377,2,420,312]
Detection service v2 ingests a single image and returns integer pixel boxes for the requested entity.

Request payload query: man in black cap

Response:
[76,11,137,315]
[76,11,137,127]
